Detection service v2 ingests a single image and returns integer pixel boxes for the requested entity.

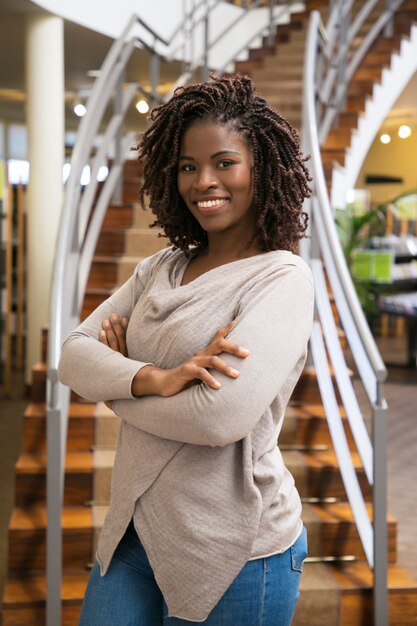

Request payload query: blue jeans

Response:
[79,522,307,626]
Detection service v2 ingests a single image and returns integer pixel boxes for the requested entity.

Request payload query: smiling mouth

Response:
[194,198,228,209]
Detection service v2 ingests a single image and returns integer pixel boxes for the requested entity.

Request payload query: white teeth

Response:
[196,199,226,208]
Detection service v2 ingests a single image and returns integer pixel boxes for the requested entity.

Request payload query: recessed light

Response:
[398,124,412,139]
[136,99,149,114]
[380,133,391,144]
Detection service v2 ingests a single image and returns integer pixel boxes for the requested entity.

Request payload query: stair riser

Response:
[22,417,94,453]
[82,293,111,320]
[122,181,140,204]
[338,590,417,626]
[15,474,92,508]
[311,526,397,563]
[125,232,168,256]
[280,415,355,449]
[8,529,93,572]
[94,231,126,256]
[2,604,82,626]
[87,262,118,289]
[102,206,134,230]
[306,469,371,501]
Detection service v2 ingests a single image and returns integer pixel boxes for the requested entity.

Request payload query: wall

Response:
[356,129,417,206]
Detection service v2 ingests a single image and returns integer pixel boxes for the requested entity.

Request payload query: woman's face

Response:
[177,121,256,242]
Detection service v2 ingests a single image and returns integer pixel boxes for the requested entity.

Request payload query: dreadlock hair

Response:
[138,73,311,255]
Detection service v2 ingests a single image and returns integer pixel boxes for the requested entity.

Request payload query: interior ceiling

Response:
[1,0,417,136]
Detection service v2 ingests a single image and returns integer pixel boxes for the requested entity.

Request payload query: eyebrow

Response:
[178,150,240,161]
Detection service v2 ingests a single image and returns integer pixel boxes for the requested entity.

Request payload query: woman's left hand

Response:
[99,313,129,409]
[99,313,129,356]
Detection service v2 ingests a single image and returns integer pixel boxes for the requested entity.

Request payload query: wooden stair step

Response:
[255,80,302,96]
[324,127,353,151]
[302,502,397,562]
[8,506,93,572]
[282,403,354,449]
[247,66,304,81]
[94,229,126,257]
[30,363,47,403]
[122,179,141,204]
[2,571,89,626]
[133,202,155,229]
[87,255,119,289]
[291,366,352,405]
[327,562,417,626]
[15,452,93,507]
[283,449,371,501]
[292,562,417,626]
[125,228,168,256]
[82,287,114,319]
[321,148,346,167]
[23,402,96,453]
[101,204,134,229]
[116,256,146,285]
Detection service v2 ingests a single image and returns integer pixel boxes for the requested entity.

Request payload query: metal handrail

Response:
[302,5,395,624]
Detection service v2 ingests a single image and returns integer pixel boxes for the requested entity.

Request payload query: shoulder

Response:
[133,246,184,285]
[251,250,313,288]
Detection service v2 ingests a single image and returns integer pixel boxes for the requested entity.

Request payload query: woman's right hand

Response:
[132,319,250,398]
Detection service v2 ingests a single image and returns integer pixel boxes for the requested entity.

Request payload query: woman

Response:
[58,74,314,625]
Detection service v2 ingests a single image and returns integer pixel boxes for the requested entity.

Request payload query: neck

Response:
[203,231,261,263]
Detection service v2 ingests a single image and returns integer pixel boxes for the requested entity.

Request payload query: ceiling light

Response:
[380,133,391,144]
[136,99,149,114]
[398,124,412,139]
[74,103,87,117]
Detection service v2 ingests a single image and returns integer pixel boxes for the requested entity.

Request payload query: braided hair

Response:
[138,73,311,254]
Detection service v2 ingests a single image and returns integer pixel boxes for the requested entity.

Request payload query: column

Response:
[25,14,64,382]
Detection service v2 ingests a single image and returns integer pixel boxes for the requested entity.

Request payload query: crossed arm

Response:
[101,271,314,447]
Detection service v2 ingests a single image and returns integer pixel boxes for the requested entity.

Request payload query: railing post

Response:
[268,0,275,47]
[337,1,350,113]
[373,396,388,626]
[150,46,160,107]
[46,379,70,626]
[384,0,394,37]
[112,69,124,205]
[202,1,209,82]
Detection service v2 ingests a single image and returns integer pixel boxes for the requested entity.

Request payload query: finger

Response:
[214,318,238,340]
[197,355,241,379]
[102,318,120,351]
[192,366,222,390]
[99,329,109,346]
[121,316,129,329]
[218,338,249,358]
[109,313,128,356]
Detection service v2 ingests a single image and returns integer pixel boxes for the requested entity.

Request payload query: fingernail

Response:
[103,320,109,328]
[228,368,240,376]
[214,382,221,389]
[240,348,249,356]
[100,330,106,338]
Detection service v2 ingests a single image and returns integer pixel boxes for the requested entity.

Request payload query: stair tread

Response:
[307,501,395,525]
[327,561,417,591]
[15,452,92,473]
[24,402,96,419]
[285,403,347,419]
[3,571,90,605]
[9,506,92,530]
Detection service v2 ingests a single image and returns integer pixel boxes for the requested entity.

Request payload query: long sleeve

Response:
[58,257,155,401]
[113,265,314,447]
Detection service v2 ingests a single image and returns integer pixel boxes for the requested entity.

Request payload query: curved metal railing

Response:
[301,3,407,623]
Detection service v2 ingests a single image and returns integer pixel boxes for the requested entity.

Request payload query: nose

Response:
[191,167,218,191]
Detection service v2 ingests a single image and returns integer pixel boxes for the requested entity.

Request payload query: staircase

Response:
[3,3,417,625]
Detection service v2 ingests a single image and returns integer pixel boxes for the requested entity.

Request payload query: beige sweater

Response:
[58,247,314,621]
